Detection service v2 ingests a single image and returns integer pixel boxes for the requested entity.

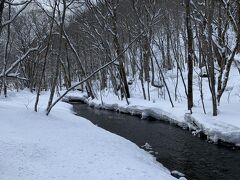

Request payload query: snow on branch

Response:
[0,46,40,78]
[5,73,29,81]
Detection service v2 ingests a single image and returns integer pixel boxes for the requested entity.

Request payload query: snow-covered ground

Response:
[66,66,240,147]
[0,90,178,180]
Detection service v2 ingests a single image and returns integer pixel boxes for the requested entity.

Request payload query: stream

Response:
[72,103,240,180]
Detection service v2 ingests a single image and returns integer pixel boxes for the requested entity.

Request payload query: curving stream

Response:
[72,103,240,180]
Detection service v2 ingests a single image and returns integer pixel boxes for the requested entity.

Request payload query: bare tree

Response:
[185,0,193,113]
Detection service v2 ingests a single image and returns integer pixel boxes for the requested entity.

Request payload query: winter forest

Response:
[1,0,240,180]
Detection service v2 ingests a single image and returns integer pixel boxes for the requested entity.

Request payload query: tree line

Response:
[0,0,239,116]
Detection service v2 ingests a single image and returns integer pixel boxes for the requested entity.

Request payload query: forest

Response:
[0,0,239,115]
[0,1,240,179]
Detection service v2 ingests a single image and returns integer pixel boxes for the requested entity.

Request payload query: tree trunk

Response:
[111,1,130,98]
[185,0,193,112]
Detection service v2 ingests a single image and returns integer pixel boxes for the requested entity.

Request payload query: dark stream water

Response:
[72,103,240,180]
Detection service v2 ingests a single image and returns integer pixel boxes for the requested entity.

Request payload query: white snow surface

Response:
[0,90,176,180]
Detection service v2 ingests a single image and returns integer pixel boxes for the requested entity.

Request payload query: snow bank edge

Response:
[64,95,240,148]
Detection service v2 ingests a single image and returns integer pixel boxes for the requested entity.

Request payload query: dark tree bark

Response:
[110,0,130,98]
[185,0,193,112]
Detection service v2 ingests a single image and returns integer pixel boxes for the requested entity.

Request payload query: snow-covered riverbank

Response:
[61,65,240,148]
[65,84,240,147]
[0,90,177,180]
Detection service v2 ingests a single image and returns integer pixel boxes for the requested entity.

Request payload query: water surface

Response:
[72,103,240,180]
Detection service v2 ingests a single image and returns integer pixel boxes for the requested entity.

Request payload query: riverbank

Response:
[0,90,177,180]
[65,84,240,147]
[72,102,240,180]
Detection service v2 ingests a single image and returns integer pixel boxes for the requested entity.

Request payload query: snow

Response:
[65,66,240,147]
[171,170,185,179]
[0,90,176,180]
[141,143,152,150]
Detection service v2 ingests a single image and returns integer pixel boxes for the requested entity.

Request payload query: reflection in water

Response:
[73,103,240,180]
